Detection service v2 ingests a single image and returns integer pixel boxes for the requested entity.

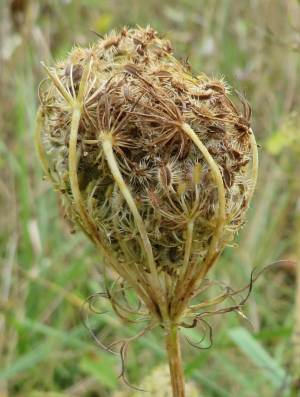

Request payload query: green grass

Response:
[1,0,300,396]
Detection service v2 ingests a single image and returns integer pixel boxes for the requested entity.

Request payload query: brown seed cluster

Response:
[36,26,257,320]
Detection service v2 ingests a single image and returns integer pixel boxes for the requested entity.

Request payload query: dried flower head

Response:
[35,26,258,328]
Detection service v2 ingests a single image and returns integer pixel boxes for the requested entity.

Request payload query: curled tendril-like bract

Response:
[79,262,295,390]
[81,280,156,390]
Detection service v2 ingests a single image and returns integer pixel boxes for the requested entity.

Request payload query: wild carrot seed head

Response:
[37,26,257,315]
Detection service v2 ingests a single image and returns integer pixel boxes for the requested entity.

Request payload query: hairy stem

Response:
[180,122,226,261]
[172,122,226,318]
[165,324,186,397]
[34,106,58,186]
[41,62,73,105]
[101,133,168,321]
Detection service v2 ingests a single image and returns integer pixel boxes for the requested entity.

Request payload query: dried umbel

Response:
[35,26,258,396]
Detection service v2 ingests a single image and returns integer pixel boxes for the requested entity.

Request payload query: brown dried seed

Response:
[103,35,121,49]
[171,79,187,93]
[168,247,181,263]
[159,163,172,187]
[152,70,173,79]
[163,40,173,53]
[205,82,225,93]
[228,148,243,160]
[234,122,250,134]
[65,64,83,84]
[231,159,250,171]
[208,125,226,134]
[190,88,213,100]
[145,27,156,40]
[223,167,234,188]
[123,63,141,76]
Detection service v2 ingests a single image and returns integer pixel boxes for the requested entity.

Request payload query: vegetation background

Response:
[1,0,300,396]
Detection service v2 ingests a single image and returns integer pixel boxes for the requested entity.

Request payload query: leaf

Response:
[228,327,288,389]
[0,345,52,381]
[193,372,232,397]
[8,315,90,350]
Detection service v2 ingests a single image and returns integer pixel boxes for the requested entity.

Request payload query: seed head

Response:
[36,26,258,322]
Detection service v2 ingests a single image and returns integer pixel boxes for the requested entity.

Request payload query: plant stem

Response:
[291,210,300,396]
[165,324,186,397]
[101,133,168,321]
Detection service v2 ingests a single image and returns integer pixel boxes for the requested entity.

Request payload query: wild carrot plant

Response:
[35,26,258,396]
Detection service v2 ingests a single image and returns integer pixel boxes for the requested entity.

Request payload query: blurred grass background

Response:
[1,0,300,396]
